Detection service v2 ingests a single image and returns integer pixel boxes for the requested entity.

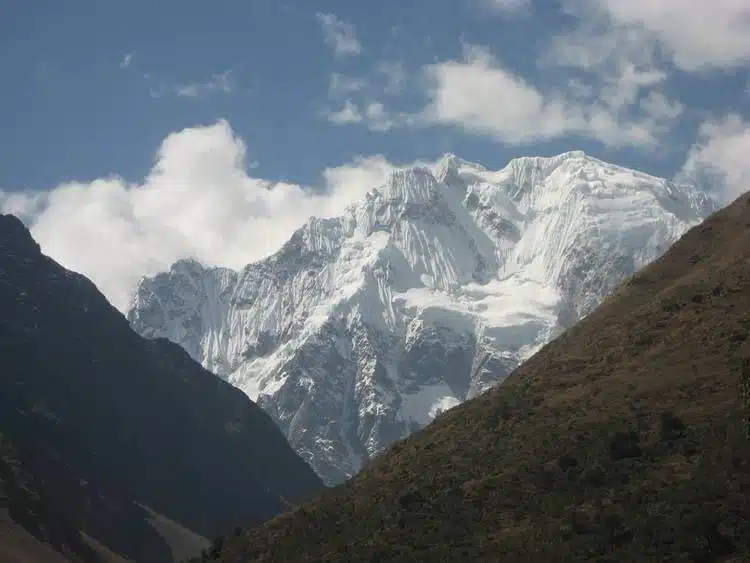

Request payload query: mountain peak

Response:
[554,149,586,159]
[206,190,750,563]
[504,149,590,174]
[170,257,208,275]
[438,150,588,175]
[0,213,40,255]
[437,152,486,170]
[0,213,27,232]
[129,153,719,485]
[434,153,487,183]
[389,164,438,184]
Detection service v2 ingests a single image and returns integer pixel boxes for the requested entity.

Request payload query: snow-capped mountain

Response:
[127,151,718,485]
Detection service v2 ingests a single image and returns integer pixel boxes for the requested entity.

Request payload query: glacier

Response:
[128,150,718,485]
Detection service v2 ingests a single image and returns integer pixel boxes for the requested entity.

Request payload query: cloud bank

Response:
[321,1,748,153]
[679,114,750,204]
[0,121,407,311]
[588,0,750,71]
[418,44,668,147]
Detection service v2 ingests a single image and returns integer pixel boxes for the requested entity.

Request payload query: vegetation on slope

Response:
[204,193,750,562]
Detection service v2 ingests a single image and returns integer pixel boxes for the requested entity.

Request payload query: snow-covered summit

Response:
[128,151,718,484]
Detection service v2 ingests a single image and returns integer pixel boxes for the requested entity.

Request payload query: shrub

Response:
[609,431,642,461]
[659,411,687,441]
[557,453,578,470]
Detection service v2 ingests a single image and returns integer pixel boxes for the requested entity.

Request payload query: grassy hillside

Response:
[204,192,750,562]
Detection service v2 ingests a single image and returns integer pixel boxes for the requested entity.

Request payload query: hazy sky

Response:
[1,0,749,309]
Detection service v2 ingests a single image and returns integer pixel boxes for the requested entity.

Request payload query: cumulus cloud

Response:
[316,1,746,155]
[0,121,412,311]
[323,100,408,132]
[552,0,750,80]
[324,39,681,147]
[545,21,666,108]
[417,44,665,147]
[541,5,689,140]
[639,92,684,123]
[679,114,750,204]
[322,154,410,198]
[364,103,397,132]
[325,100,364,125]
[316,13,362,57]
[323,63,408,127]
[591,0,750,72]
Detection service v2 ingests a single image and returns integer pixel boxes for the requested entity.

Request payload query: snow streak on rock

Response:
[128,151,717,484]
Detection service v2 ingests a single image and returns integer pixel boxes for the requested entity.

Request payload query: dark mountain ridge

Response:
[0,214,324,562]
[204,193,750,561]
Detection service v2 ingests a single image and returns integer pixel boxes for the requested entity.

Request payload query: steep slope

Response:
[201,191,750,562]
[0,214,323,562]
[0,431,107,563]
[129,151,717,484]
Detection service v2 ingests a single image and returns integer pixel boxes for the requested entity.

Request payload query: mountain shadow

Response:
[0,430,121,563]
[202,192,750,562]
[0,214,324,562]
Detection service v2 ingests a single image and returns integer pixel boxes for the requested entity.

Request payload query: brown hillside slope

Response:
[206,192,750,562]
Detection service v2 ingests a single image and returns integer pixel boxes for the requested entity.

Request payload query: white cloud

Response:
[639,91,684,122]
[364,103,395,132]
[594,0,750,72]
[481,0,532,15]
[329,73,367,98]
[323,63,408,127]
[120,53,133,68]
[319,31,685,148]
[322,155,403,198]
[417,44,664,147]
[566,78,595,100]
[326,100,363,124]
[324,100,407,132]
[544,13,672,113]
[0,121,416,312]
[316,13,362,57]
[175,70,234,98]
[376,62,407,95]
[420,46,567,143]
[679,114,750,204]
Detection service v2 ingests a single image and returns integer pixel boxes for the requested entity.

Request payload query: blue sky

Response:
[1,0,749,309]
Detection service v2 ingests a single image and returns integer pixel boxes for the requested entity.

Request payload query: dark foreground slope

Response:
[0,431,115,563]
[207,192,750,563]
[0,214,323,562]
